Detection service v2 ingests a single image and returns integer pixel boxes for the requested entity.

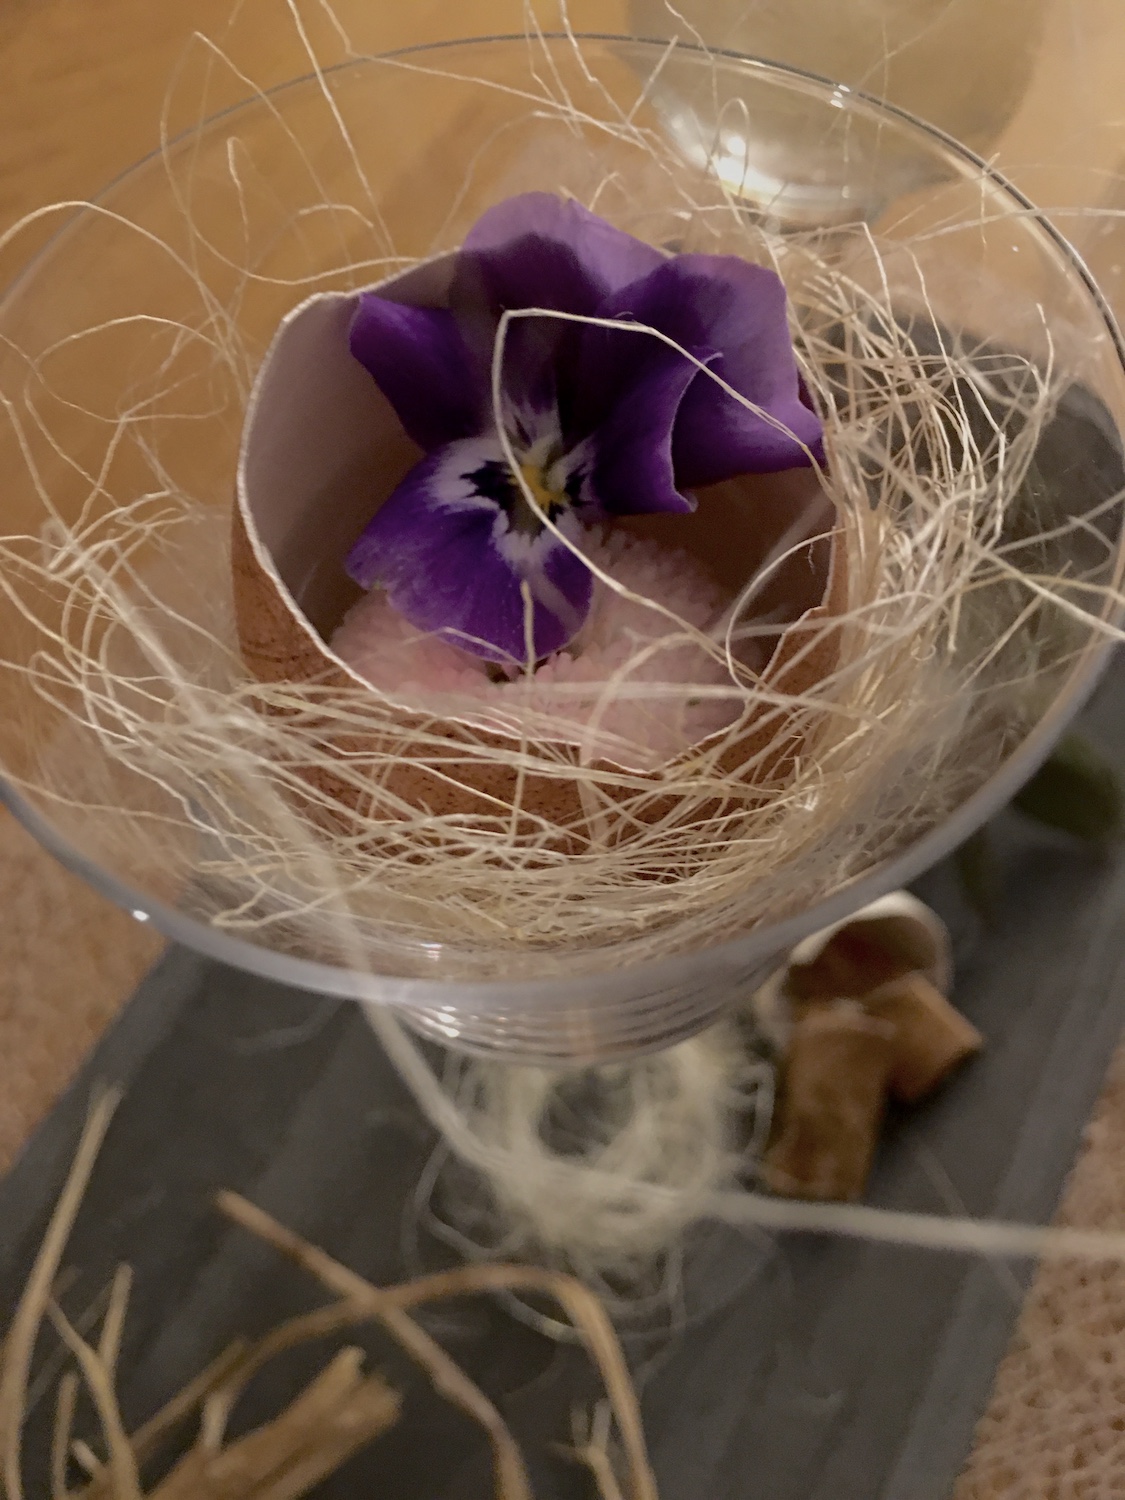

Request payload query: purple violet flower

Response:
[346,192,823,666]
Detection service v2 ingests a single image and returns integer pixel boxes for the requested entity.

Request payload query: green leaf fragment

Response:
[953,825,1001,923]
[1012,733,1124,845]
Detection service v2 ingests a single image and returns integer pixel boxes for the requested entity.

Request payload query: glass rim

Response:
[2,32,1123,1002]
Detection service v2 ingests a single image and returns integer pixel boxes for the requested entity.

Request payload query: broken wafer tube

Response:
[757,893,983,1201]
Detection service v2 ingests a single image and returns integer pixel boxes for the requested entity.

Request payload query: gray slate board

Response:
[3,678,1125,1500]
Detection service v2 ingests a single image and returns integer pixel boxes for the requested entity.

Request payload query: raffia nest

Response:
[1,147,1120,977]
[231,254,848,847]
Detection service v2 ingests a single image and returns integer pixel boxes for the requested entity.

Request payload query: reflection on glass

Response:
[629,0,1050,223]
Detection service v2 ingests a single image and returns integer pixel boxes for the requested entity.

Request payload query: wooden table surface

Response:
[3,3,1125,1495]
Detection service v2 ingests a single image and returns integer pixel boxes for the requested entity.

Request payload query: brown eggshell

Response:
[232,255,846,838]
[762,1002,897,1202]
[785,890,953,1002]
[862,971,984,1104]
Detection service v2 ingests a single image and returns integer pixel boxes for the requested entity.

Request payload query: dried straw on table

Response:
[14,1086,1125,1500]
[0,1093,656,1500]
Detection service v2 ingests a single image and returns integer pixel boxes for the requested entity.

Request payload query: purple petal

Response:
[450,196,667,413]
[345,438,593,665]
[652,256,823,483]
[675,376,824,484]
[464,194,664,299]
[572,255,822,486]
[587,352,699,517]
[349,295,481,449]
[562,254,714,441]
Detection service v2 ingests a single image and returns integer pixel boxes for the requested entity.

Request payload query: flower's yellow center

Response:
[509,461,567,536]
